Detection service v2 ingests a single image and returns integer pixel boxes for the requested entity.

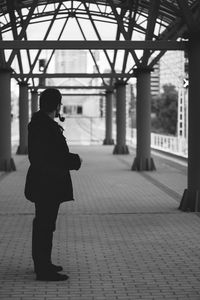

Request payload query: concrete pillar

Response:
[31,89,38,116]
[179,34,200,211]
[132,69,156,171]
[17,82,29,154]
[103,91,114,145]
[0,69,16,171]
[113,82,129,154]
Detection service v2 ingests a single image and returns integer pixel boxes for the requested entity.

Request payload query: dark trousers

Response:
[32,200,60,273]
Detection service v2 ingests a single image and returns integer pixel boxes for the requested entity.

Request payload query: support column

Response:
[113,82,129,154]
[179,34,200,212]
[31,89,38,116]
[132,69,156,171]
[17,82,29,155]
[0,69,16,171]
[103,91,114,145]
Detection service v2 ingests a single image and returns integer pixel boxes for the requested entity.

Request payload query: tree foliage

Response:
[151,84,178,135]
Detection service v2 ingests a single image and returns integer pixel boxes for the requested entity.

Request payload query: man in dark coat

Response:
[24,88,82,281]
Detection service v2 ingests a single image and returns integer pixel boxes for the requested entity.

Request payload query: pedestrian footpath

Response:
[0,145,200,300]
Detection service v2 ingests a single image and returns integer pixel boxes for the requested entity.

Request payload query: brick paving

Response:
[0,145,200,300]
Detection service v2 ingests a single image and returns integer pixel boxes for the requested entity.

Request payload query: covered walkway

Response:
[0,145,200,299]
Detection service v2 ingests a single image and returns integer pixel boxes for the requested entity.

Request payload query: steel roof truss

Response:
[24,34,35,86]
[7,0,38,67]
[121,3,137,76]
[12,72,131,79]
[75,16,107,87]
[106,0,140,66]
[176,0,197,32]
[110,26,120,86]
[17,9,35,86]
[7,0,24,74]
[82,0,115,73]
[148,49,166,69]
[35,85,111,90]
[43,16,69,75]
[142,0,160,67]
[120,7,129,76]
[159,1,200,41]
[0,27,6,68]
[0,40,186,50]
[1,13,9,27]
[27,2,62,79]
[61,93,105,96]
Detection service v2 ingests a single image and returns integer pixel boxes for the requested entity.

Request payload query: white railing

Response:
[126,128,188,158]
[150,133,188,158]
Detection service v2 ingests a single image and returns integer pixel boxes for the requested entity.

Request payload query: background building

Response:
[150,62,160,98]
[150,50,188,139]
[55,50,87,73]
[159,51,185,92]
[46,50,102,117]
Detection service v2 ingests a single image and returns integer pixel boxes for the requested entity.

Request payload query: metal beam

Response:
[0,40,187,50]
[12,72,132,79]
[176,0,197,32]
[31,85,110,90]
[82,1,115,73]
[27,2,63,78]
[7,0,24,74]
[121,4,136,75]
[43,16,69,74]
[75,16,107,87]
[7,0,38,67]
[107,0,140,66]
[0,28,6,68]
[62,93,105,96]
[142,0,161,66]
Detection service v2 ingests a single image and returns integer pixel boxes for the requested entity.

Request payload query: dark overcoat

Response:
[24,110,81,203]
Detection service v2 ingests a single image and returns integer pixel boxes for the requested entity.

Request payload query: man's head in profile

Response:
[40,88,62,118]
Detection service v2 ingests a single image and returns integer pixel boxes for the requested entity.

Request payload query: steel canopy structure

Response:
[0,0,200,212]
[0,0,199,88]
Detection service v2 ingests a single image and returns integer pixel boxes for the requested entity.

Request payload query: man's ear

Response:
[53,105,59,118]
[56,104,60,112]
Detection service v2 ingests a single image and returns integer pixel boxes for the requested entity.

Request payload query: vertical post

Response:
[17,82,29,154]
[179,34,200,211]
[113,82,129,154]
[0,68,16,171]
[132,68,156,171]
[31,89,38,116]
[103,90,114,145]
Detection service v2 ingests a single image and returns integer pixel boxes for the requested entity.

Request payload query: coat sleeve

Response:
[66,153,81,170]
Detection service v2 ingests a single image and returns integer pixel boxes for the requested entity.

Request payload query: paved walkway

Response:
[0,145,200,300]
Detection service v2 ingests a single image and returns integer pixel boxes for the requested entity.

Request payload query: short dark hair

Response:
[39,88,62,112]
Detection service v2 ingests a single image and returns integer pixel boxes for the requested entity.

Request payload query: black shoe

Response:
[36,271,69,281]
[49,264,63,272]
[34,264,63,273]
